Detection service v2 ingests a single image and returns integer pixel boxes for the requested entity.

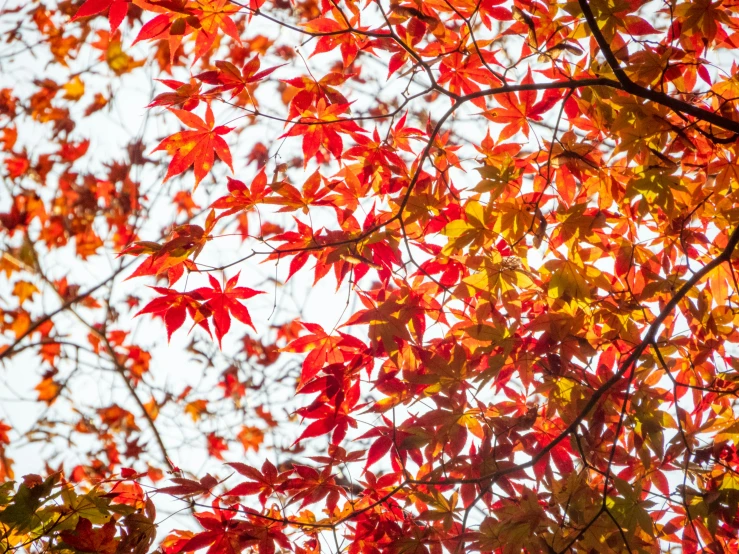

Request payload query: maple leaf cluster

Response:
[4,0,739,552]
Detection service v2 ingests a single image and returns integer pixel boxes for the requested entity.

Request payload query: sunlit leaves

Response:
[284,322,367,388]
[196,57,283,98]
[7,0,739,551]
[281,100,366,164]
[153,106,233,186]
[136,287,204,340]
[190,273,263,347]
[211,171,270,217]
[71,0,129,33]
[120,218,213,282]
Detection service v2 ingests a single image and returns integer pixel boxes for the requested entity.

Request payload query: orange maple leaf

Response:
[281,99,366,164]
[153,106,233,186]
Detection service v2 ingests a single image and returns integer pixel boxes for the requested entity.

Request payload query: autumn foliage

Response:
[4,0,739,552]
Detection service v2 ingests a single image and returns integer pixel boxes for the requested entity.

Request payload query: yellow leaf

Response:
[12,281,38,306]
[626,168,685,217]
[184,399,209,421]
[721,473,739,491]
[63,77,85,100]
[464,200,486,225]
[546,260,590,301]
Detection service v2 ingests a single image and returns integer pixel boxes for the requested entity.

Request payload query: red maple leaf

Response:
[484,68,563,140]
[196,57,283,98]
[190,273,263,347]
[211,170,270,218]
[174,501,254,554]
[153,106,233,186]
[438,52,501,109]
[135,287,212,340]
[280,99,366,164]
[226,460,285,506]
[120,217,214,284]
[60,518,119,554]
[71,0,129,32]
[304,17,369,67]
[282,72,350,120]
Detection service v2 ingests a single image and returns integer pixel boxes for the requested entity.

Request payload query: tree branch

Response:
[411,221,739,486]
[577,0,739,134]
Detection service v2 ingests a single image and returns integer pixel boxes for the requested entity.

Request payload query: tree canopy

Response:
[2,0,739,552]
